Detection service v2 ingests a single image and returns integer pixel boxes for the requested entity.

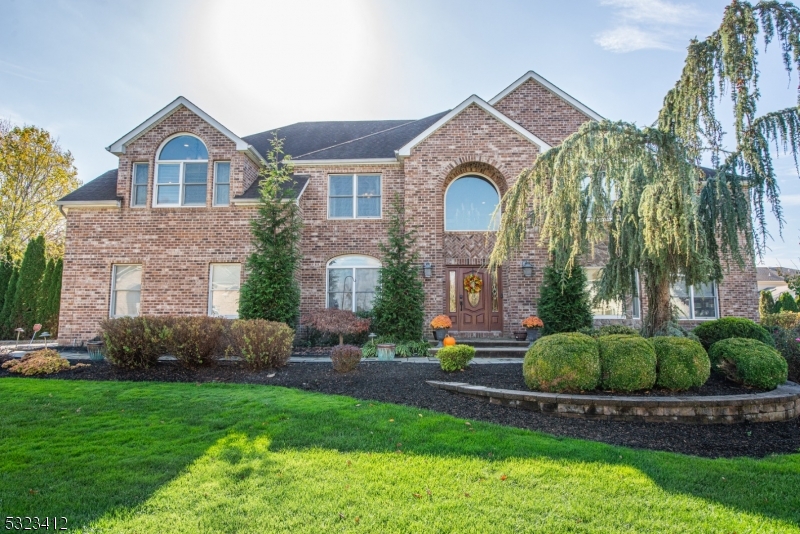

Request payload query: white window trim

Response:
[325,255,381,313]
[131,162,149,208]
[674,282,720,321]
[327,174,382,220]
[213,161,231,207]
[110,264,142,318]
[153,133,209,208]
[208,263,241,319]
[443,173,502,233]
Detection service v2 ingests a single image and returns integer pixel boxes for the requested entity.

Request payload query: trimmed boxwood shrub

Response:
[692,317,774,350]
[708,338,788,390]
[101,316,171,369]
[651,337,710,390]
[331,344,362,372]
[437,345,475,372]
[523,332,600,392]
[597,335,656,392]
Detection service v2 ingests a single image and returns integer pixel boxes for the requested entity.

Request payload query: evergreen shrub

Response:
[579,325,640,338]
[437,344,475,372]
[537,265,593,335]
[692,317,774,350]
[15,236,46,332]
[761,311,800,329]
[228,319,293,369]
[597,334,656,392]
[708,338,788,389]
[331,344,362,372]
[775,292,800,313]
[759,290,776,318]
[651,337,710,390]
[523,332,600,392]
[770,326,800,382]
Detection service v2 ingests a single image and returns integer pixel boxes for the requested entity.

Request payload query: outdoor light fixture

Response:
[521,260,533,278]
[40,332,51,349]
[423,262,433,278]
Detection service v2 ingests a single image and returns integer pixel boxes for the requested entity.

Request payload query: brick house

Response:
[55,71,758,344]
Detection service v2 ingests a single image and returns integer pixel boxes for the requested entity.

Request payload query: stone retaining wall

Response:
[427,381,800,424]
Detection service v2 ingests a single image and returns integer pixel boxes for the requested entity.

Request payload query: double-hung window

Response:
[154,135,209,207]
[209,264,241,318]
[131,163,149,207]
[328,174,381,218]
[213,162,231,206]
[110,265,142,318]
[671,281,719,320]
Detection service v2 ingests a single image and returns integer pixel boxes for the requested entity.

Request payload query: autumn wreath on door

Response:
[463,273,483,307]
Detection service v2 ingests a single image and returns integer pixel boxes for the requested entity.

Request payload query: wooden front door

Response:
[444,266,503,332]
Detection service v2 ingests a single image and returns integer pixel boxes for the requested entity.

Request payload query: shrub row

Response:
[99,316,293,370]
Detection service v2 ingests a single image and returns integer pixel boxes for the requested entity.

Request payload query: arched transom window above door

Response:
[155,134,209,207]
[445,175,500,231]
[327,255,381,313]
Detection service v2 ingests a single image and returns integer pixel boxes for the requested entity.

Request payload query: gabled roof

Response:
[56,169,121,206]
[489,70,604,122]
[234,174,310,204]
[106,96,265,164]
[396,95,552,158]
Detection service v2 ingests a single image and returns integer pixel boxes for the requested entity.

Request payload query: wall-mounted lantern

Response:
[422,262,433,278]
[521,260,533,278]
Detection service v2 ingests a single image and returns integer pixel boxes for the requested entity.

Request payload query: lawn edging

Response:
[427,380,800,424]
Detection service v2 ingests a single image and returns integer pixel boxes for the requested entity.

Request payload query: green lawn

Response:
[0,379,798,533]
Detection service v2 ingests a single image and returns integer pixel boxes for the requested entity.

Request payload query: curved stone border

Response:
[427,380,800,424]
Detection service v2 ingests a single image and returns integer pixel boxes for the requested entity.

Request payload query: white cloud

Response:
[780,194,800,206]
[596,0,704,53]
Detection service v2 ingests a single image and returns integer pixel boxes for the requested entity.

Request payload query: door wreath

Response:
[463,273,483,306]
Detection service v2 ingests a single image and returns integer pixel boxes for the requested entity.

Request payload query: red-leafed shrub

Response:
[331,344,362,372]
[301,309,370,345]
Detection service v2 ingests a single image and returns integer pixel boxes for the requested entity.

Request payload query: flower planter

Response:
[434,328,449,347]
[526,328,541,342]
[513,331,528,341]
[376,343,396,361]
[86,341,105,361]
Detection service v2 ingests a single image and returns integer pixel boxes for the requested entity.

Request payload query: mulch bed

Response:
[1,358,798,459]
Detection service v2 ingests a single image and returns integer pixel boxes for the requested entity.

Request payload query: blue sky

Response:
[1,0,798,266]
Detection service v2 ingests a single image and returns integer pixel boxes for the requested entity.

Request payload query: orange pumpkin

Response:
[442,335,456,347]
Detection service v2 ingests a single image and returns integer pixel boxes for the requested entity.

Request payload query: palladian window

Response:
[327,255,381,313]
[155,134,209,207]
[445,175,500,231]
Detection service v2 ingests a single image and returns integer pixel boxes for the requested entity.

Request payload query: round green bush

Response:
[523,332,600,392]
[597,335,656,392]
[437,344,475,372]
[708,338,788,390]
[651,337,710,390]
[692,317,774,350]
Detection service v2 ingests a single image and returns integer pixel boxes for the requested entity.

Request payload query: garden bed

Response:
[2,358,799,458]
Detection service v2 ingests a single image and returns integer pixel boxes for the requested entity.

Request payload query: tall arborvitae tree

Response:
[537,264,593,335]
[13,235,46,332]
[491,1,800,336]
[0,267,18,338]
[46,258,63,335]
[371,194,426,341]
[759,289,777,318]
[238,134,302,327]
[0,251,13,317]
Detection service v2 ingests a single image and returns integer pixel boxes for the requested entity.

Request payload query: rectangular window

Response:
[209,263,241,318]
[585,267,625,318]
[328,174,381,218]
[111,265,142,318]
[132,163,148,206]
[214,162,231,206]
[154,162,208,207]
[671,281,719,320]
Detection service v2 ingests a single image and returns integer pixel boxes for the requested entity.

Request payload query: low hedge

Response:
[523,332,600,392]
[167,316,227,367]
[100,316,171,369]
[437,345,475,372]
[692,317,774,350]
[331,345,362,372]
[227,319,294,370]
[598,335,656,392]
[579,325,641,338]
[708,338,788,390]
[651,337,710,390]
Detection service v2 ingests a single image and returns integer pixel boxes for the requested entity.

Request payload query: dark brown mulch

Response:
[1,359,798,459]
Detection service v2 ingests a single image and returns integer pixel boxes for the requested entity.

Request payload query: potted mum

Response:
[430,315,453,347]
[522,316,543,342]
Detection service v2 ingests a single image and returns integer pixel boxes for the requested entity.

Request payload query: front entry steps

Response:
[428,337,529,358]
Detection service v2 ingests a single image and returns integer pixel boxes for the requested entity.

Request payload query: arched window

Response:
[327,255,381,313]
[445,175,500,231]
[155,134,209,206]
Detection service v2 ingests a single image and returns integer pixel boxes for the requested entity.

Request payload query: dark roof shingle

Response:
[58,169,120,202]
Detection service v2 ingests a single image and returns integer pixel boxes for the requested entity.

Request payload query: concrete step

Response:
[429,338,530,348]
[428,345,528,358]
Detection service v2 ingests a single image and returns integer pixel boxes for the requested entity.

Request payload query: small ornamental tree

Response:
[759,290,777,318]
[371,194,425,342]
[301,309,370,346]
[238,134,302,327]
[537,263,593,335]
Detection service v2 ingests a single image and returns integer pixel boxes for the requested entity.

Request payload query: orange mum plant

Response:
[522,316,543,329]
[430,315,453,329]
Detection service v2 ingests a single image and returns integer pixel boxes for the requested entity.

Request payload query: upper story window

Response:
[131,163,149,207]
[327,255,381,312]
[445,175,500,231]
[671,281,719,320]
[154,134,209,207]
[328,174,381,219]
[213,162,231,206]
